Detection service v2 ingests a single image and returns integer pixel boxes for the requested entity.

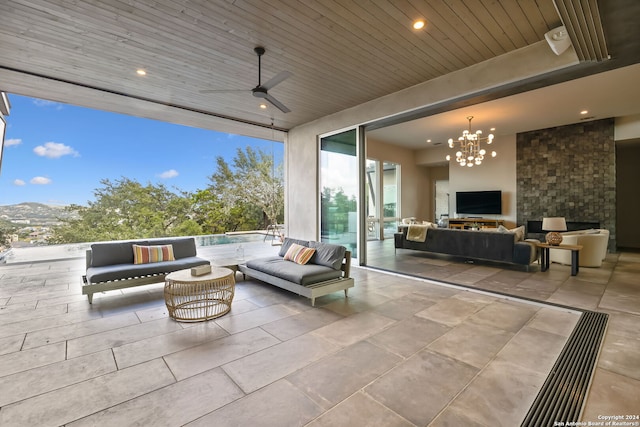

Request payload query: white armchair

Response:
[549,229,609,267]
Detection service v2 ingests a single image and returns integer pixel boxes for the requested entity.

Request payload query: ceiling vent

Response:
[553,0,610,62]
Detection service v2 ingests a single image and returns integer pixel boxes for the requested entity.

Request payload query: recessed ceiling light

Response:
[580,110,588,115]
[413,20,425,30]
[426,139,431,143]
[136,69,146,76]
[490,127,496,131]
[259,103,268,110]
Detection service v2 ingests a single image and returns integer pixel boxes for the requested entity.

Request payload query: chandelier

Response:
[445,116,496,167]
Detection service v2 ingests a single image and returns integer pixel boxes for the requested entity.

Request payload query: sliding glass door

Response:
[365,159,401,240]
[382,161,400,238]
[320,129,358,257]
[366,159,380,240]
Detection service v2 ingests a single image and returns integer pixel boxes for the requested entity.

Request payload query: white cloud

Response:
[13,179,26,186]
[159,169,179,179]
[33,99,62,109]
[33,142,79,158]
[5,138,22,147]
[30,176,52,185]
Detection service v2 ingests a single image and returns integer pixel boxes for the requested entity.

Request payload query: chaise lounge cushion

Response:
[246,256,342,286]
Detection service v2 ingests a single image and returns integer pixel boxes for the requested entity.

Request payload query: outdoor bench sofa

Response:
[82,237,209,303]
[239,237,354,306]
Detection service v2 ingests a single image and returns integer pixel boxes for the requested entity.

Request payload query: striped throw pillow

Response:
[283,243,316,265]
[132,244,175,264]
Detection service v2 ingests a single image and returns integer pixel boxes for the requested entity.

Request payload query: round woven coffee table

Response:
[164,267,235,322]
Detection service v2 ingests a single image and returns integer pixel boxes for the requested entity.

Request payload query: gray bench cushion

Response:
[278,238,310,257]
[246,256,342,286]
[308,241,346,270]
[147,237,197,259]
[91,240,147,267]
[86,256,209,283]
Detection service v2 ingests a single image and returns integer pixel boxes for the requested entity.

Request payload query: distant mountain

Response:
[0,202,80,226]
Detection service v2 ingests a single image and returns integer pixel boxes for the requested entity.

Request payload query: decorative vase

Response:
[545,232,563,246]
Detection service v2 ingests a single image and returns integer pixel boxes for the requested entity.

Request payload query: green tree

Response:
[206,147,284,229]
[50,178,200,243]
[0,221,16,248]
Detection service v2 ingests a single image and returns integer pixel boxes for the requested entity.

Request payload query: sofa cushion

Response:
[510,225,525,241]
[497,225,525,242]
[308,241,347,270]
[246,256,342,286]
[283,243,316,265]
[91,240,148,267]
[86,256,209,283]
[133,244,175,264]
[278,237,311,257]
[148,237,197,259]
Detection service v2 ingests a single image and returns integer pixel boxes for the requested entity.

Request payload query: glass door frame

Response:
[317,126,366,264]
[365,158,382,241]
[381,161,401,239]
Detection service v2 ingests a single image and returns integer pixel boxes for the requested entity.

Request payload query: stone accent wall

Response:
[516,118,616,249]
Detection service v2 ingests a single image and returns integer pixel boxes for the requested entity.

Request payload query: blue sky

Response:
[0,94,283,206]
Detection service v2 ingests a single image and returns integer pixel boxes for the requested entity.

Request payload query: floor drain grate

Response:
[522,310,608,426]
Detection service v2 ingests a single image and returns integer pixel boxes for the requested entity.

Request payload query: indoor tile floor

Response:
[0,241,637,426]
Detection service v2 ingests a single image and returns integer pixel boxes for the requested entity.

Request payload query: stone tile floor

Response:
[0,241,637,426]
[368,241,640,425]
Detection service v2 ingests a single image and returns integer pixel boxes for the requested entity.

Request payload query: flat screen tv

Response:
[456,190,502,215]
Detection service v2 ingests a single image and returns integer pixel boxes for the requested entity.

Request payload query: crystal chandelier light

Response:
[445,116,496,167]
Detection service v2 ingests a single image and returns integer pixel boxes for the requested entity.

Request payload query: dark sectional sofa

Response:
[394,226,537,267]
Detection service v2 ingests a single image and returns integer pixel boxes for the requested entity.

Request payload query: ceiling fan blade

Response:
[199,89,250,94]
[261,70,292,90]
[265,93,291,113]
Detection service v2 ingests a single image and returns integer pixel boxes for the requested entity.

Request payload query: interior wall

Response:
[616,139,640,248]
[427,166,449,222]
[516,118,616,249]
[615,114,640,140]
[366,138,430,221]
[449,134,518,227]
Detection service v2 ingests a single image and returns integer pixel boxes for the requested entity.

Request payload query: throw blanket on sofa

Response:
[407,224,429,242]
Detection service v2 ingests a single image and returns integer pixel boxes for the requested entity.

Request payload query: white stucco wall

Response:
[366,139,430,222]
[615,114,640,141]
[286,41,578,239]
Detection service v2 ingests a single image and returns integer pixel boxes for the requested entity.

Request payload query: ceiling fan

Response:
[200,46,292,113]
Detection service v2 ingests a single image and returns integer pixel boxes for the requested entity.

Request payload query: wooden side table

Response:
[164,267,235,322]
[537,243,583,276]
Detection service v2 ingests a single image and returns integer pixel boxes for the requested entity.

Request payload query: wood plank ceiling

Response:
[0,1,564,132]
